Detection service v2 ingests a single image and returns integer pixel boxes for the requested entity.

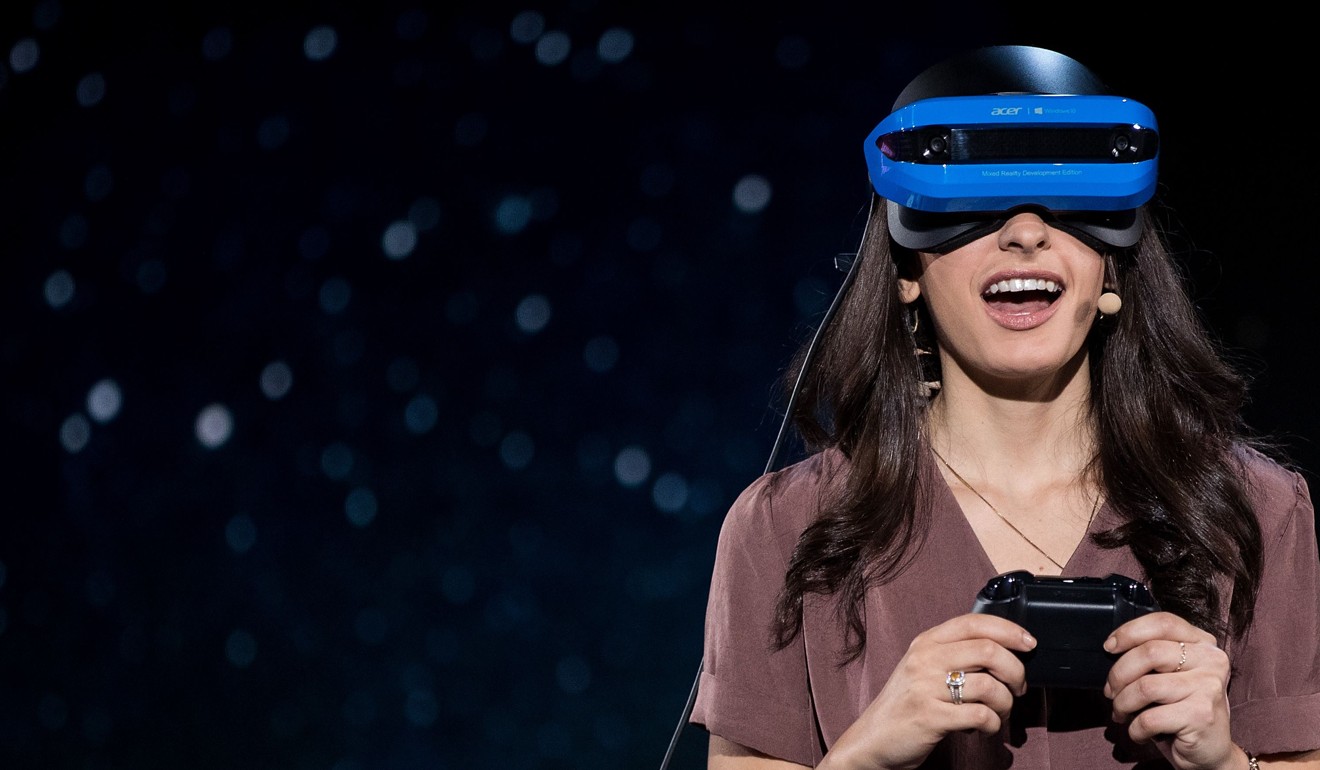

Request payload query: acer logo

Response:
[990,107,1023,116]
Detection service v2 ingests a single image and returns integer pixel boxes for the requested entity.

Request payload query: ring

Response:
[1174,641,1187,672]
[946,670,966,705]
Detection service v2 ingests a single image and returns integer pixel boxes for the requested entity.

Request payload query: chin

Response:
[983,350,1090,386]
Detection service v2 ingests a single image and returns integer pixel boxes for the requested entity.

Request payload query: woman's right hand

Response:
[818,613,1036,770]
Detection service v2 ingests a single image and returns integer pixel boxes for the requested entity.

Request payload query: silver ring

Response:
[1174,641,1187,672]
[946,670,966,705]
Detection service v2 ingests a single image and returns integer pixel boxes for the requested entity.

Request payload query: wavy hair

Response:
[771,195,1265,662]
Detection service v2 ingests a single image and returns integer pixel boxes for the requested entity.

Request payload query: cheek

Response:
[1074,301,1097,327]
[924,292,981,343]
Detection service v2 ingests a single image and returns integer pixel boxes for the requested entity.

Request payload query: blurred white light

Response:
[514,294,551,334]
[202,27,233,61]
[381,220,417,259]
[509,11,545,43]
[44,270,75,308]
[320,442,353,480]
[304,25,338,61]
[404,394,438,434]
[225,514,257,554]
[76,73,106,107]
[86,379,123,423]
[733,174,773,214]
[583,335,618,373]
[626,216,661,251]
[345,487,377,528]
[319,277,351,314]
[9,39,39,73]
[597,28,634,63]
[259,360,294,400]
[407,197,442,231]
[225,629,257,668]
[493,195,532,235]
[257,115,290,150]
[60,413,91,453]
[613,446,651,488]
[651,472,690,513]
[195,403,235,449]
[136,260,166,294]
[534,31,571,66]
[499,431,534,470]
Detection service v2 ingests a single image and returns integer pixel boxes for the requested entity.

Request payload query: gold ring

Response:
[945,670,966,704]
[1174,641,1187,672]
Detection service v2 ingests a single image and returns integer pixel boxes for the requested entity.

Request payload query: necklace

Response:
[930,446,1102,572]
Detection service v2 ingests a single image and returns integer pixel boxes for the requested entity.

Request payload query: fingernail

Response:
[1023,632,1036,648]
[1103,636,1117,652]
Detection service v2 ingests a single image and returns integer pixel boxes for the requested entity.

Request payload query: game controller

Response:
[971,570,1159,689]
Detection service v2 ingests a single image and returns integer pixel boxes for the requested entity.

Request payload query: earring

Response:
[906,304,920,335]
[905,303,940,396]
[1097,291,1122,316]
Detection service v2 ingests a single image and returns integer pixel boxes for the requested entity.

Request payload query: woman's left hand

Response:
[1104,611,1236,770]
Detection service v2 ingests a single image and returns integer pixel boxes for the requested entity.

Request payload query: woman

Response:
[690,46,1320,769]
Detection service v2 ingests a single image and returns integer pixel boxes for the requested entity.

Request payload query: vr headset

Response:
[865,46,1160,252]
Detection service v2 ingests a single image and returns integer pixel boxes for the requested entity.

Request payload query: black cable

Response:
[761,247,863,477]
[657,199,874,770]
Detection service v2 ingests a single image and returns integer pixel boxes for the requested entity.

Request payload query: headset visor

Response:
[866,94,1158,252]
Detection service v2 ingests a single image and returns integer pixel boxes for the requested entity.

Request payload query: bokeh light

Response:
[4,8,1304,770]
[304,25,338,61]
[195,404,235,449]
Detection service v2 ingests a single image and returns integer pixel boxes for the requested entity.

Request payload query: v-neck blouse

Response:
[691,445,1320,768]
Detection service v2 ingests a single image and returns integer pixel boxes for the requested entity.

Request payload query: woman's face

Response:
[897,209,1108,390]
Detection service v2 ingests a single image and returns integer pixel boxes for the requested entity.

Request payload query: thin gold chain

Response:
[930,446,1101,571]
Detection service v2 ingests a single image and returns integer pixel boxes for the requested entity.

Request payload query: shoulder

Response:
[718,449,847,559]
[1233,443,1314,537]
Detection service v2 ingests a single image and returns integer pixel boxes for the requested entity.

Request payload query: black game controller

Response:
[971,570,1159,689]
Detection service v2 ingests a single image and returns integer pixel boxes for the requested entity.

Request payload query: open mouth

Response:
[982,277,1063,314]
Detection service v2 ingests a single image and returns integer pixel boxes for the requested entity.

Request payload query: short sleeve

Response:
[1228,467,1320,753]
[689,467,820,766]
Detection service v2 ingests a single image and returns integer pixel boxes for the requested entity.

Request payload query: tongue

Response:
[986,293,1053,314]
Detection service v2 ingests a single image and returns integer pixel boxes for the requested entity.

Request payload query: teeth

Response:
[985,278,1061,295]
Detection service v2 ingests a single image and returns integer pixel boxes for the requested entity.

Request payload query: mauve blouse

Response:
[691,446,1320,768]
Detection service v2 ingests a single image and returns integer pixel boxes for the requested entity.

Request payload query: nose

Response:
[996,210,1051,253]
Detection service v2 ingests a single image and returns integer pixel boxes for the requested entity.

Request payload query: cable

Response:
[656,198,876,770]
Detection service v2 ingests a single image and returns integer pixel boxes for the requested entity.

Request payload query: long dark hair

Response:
[771,195,1265,661]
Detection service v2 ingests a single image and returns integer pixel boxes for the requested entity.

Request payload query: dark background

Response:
[2,3,1315,768]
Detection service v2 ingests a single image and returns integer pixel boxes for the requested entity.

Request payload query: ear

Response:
[897,276,922,304]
